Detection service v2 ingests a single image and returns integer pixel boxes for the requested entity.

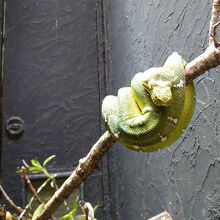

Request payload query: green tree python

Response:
[102,53,196,152]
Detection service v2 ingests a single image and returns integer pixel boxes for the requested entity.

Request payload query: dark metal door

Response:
[1,1,107,218]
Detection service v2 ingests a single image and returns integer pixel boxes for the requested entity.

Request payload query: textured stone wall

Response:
[106,1,220,219]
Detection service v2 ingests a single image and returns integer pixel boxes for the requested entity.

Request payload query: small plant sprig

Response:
[1,155,99,220]
[28,155,56,178]
[60,196,79,220]
[17,155,58,220]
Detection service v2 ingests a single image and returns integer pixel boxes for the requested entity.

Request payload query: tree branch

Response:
[185,46,220,83]
[35,1,220,219]
[20,165,43,204]
[209,0,220,46]
[35,131,116,220]
[0,185,24,214]
[185,0,220,83]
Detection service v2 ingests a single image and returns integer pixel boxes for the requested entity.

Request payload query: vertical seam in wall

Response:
[100,0,109,96]
[96,0,102,137]
[96,0,111,219]
[97,0,109,134]
[0,0,6,184]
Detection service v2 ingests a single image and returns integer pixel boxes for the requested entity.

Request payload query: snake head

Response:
[143,76,173,107]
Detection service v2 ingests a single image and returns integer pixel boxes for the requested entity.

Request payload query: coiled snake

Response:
[102,53,195,152]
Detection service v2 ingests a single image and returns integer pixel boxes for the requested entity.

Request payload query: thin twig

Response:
[19,163,56,220]
[18,178,51,219]
[209,0,220,46]
[0,185,23,214]
[211,21,220,47]
[20,165,42,204]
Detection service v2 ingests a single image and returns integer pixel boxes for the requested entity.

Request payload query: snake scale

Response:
[102,53,196,152]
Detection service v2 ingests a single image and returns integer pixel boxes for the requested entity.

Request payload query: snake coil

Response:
[102,53,195,152]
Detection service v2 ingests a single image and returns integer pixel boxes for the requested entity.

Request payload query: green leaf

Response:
[43,155,56,167]
[32,203,44,220]
[72,196,79,217]
[28,166,44,173]
[93,203,101,213]
[60,211,74,220]
[31,159,42,168]
[16,168,23,173]
[60,196,80,220]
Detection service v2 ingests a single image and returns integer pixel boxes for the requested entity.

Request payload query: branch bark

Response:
[35,131,116,220]
[209,0,220,46]
[0,185,24,214]
[20,166,43,204]
[185,46,220,83]
[35,1,220,219]
[185,0,220,83]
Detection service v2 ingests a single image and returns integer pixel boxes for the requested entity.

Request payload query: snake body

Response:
[102,53,195,152]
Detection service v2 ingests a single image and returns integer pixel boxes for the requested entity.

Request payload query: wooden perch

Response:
[35,0,220,219]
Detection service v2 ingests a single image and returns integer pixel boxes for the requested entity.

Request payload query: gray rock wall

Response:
[106,1,220,219]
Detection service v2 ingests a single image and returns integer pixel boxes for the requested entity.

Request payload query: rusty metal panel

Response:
[1,1,104,215]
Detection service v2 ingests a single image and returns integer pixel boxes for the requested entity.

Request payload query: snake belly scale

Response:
[102,53,195,152]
